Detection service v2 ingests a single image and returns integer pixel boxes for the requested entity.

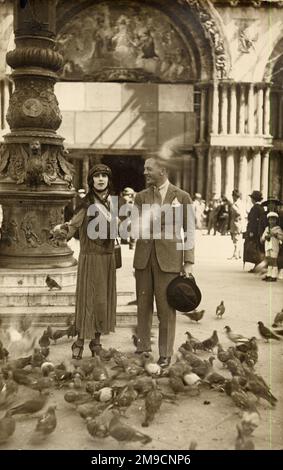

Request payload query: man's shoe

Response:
[157,356,171,368]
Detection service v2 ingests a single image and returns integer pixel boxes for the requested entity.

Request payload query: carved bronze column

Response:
[0,0,76,268]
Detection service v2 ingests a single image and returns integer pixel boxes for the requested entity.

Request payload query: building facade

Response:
[0,0,282,204]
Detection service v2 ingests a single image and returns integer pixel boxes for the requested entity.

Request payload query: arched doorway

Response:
[54,0,219,196]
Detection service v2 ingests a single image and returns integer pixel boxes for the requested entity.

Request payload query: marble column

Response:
[264,86,270,136]
[257,86,264,135]
[211,148,222,199]
[238,147,248,205]
[261,149,270,200]
[220,84,228,134]
[200,88,206,142]
[239,84,245,134]
[225,148,234,198]
[230,83,237,135]
[195,147,205,195]
[212,81,219,134]
[251,148,261,190]
[247,83,254,134]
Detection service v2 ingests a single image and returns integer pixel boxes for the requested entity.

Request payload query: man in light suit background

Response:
[132,156,195,368]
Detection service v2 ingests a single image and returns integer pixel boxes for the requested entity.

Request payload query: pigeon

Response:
[10,391,49,415]
[49,329,68,344]
[31,406,57,439]
[45,275,62,291]
[216,301,225,319]
[257,322,280,341]
[272,309,283,328]
[142,379,163,427]
[86,417,109,439]
[109,411,151,444]
[224,326,249,344]
[182,309,205,323]
[198,331,219,352]
[39,330,50,348]
[0,411,16,444]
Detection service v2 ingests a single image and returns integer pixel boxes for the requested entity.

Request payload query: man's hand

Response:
[181,262,194,278]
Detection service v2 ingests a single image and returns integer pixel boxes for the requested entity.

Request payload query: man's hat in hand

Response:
[167,275,202,312]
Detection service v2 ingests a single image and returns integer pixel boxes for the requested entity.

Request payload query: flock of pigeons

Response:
[0,305,282,450]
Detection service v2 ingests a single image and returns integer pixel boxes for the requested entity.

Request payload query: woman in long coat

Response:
[59,164,117,359]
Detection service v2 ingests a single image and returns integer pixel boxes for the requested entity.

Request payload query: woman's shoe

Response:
[72,341,84,360]
[89,339,102,357]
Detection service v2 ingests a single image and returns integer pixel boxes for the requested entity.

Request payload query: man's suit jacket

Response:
[133,183,195,273]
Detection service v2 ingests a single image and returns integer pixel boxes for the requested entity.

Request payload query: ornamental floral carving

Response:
[177,0,230,78]
[0,141,74,188]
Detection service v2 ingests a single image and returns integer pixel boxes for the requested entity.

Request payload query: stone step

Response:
[0,267,77,288]
[0,289,135,307]
[0,305,143,327]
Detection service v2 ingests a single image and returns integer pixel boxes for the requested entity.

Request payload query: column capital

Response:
[262,147,271,157]
[239,146,248,157]
[194,146,206,157]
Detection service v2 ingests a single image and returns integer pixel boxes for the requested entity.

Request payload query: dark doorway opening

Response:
[102,155,145,195]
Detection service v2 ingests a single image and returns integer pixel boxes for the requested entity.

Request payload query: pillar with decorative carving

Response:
[0,0,76,269]
[0,1,77,326]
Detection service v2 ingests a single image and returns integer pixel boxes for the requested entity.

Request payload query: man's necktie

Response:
[153,186,162,205]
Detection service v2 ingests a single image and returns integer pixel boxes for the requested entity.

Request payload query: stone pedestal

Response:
[0,0,77,324]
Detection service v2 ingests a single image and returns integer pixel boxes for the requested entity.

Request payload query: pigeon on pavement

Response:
[257,322,280,341]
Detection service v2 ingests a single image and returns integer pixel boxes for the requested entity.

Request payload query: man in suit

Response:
[132,156,195,368]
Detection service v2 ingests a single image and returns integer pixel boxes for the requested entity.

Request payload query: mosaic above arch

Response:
[56,1,196,82]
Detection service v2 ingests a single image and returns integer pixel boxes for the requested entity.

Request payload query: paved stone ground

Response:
[1,234,283,450]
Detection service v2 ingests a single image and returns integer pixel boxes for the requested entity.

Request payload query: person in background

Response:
[217,196,230,235]
[245,190,265,272]
[192,193,205,230]
[206,195,220,235]
[261,212,283,282]
[229,189,245,260]
[119,187,136,249]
